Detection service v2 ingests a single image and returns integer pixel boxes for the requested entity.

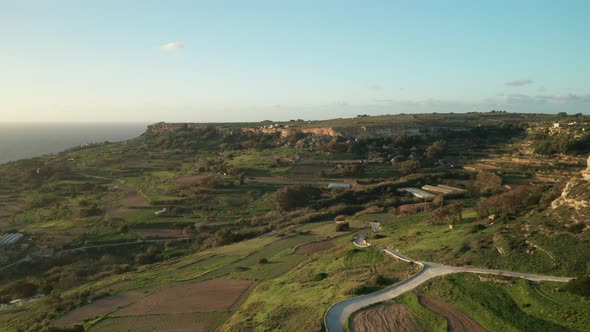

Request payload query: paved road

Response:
[324,248,573,332]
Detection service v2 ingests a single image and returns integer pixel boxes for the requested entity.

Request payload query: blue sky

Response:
[1,1,589,122]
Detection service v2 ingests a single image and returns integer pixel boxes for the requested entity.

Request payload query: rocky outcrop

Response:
[241,125,422,139]
[146,122,205,134]
[551,155,590,222]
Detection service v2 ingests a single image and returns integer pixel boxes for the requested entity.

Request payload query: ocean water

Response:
[0,123,149,164]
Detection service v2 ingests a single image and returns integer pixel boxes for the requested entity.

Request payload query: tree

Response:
[476,171,502,186]
[335,222,349,231]
[426,140,448,159]
[429,202,464,227]
[400,160,419,175]
[343,164,364,176]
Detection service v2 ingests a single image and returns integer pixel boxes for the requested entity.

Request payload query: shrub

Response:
[334,215,347,221]
[426,140,448,159]
[311,273,328,281]
[567,223,586,234]
[370,274,388,286]
[565,276,590,297]
[257,258,268,264]
[335,222,349,232]
[400,160,419,175]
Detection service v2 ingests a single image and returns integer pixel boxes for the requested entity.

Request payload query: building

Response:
[400,187,436,200]
[0,233,24,246]
[422,184,467,195]
[327,183,351,190]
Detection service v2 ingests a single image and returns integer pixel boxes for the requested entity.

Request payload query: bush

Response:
[370,274,388,286]
[567,223,586,234]
[311,273,328,281]
[565,276,590,297]
[334,215,347,221]
[257,258,268,264]
[335,222,349,232]
[426,140,448,159]
[400,160,419,175]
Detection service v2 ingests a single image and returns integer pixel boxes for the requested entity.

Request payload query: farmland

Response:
[0,112,588,331]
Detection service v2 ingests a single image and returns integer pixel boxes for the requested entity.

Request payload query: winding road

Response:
[324,248,573,332]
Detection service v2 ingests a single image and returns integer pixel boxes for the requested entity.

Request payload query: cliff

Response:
[241,125,421,139]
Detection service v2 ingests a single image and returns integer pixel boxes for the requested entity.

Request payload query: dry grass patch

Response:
[294,239,336,255]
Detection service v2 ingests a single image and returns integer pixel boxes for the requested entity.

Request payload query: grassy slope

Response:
[418,273,590,332]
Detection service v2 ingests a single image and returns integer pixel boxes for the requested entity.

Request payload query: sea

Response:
[0,123,149,165]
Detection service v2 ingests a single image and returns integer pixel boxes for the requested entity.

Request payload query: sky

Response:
[1,0,589,123]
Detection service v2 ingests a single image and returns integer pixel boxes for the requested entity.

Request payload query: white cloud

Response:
[506,79,533,87]
[161,42,185,51]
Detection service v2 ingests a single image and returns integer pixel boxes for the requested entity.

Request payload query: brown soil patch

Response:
[351,302,427,332]
[175,175,205,185]
[121,188,150,207]
[414,291,487,332]
[112,279,255,316]
[133,228,185,238]
[294,239,335,255]
[54,291,144,326]
[89,313,223,332]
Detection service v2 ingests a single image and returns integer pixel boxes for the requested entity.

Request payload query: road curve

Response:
[324,248,573,332]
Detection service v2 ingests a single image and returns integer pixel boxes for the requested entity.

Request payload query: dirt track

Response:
[350,303,427,332]
[414,290,487,332]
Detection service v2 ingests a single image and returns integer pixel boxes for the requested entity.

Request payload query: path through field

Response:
[324,248,573,332]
